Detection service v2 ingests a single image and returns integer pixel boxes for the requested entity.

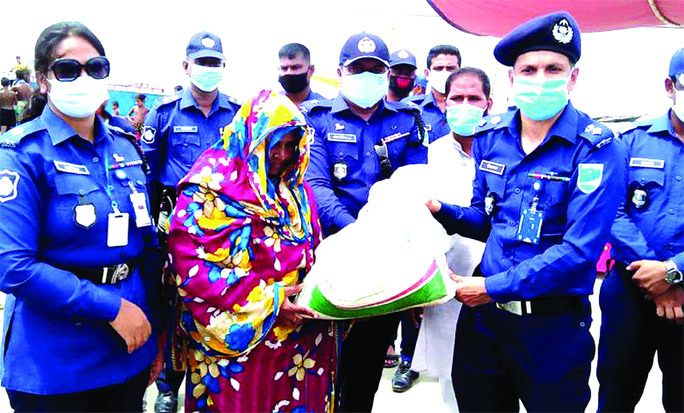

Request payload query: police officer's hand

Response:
[110,298,151,354]
[280,284,318,328]
[654,286,684,324]
[148,333,166,386]
[628,260,670,298]
[426,199,442,213]
[451,273,492,307]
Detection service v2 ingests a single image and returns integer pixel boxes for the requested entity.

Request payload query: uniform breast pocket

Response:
[51,173,103,232]
[171,133,201,166]
[628,167,664,211]
[539,180,569,236]
[329,142,359,181]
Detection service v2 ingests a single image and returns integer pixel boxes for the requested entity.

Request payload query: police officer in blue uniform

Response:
[427,12,626,411]
[304,32,426,412]
[597,48,684,413]
[404,44,461,143]
[141,31,241,413]
[386,49,417,103]
[0,21,162,412]
[278,42,327,108]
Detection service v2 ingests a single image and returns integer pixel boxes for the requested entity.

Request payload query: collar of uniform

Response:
[421,91,439,109]
[647,110,677,137]
[331,94,396,115]
[42,104,109,146]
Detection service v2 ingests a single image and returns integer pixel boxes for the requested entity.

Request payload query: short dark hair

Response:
[15,69,26,80]
[1,78,9,87]
[445,67,491,99]
[427,45,461,68]
[24,21,105,122]
[135,94,146,101]
[279,43,311,63]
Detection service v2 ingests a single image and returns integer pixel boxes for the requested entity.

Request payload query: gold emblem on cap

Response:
[201,37,215,48]
[358,37,376,53]
[552,19,573,44]
[398,50,409,59]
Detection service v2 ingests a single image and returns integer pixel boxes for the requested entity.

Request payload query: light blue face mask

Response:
[190,63,224,92]
[340,71,389,109]
[512,75,570,121]
[446,103,486,136]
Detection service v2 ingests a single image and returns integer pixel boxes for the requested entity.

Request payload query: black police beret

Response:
[494,11,581,67]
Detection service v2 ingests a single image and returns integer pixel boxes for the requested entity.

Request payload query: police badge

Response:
[333,162,348,180]
[357,37,376,53]
[74,203,97,229]
[552,19,573,44]
[0,170,19,203]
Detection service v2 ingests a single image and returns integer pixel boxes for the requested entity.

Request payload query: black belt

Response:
[472,265,584,315]
[61,261,137,285]
[495,295,584,316]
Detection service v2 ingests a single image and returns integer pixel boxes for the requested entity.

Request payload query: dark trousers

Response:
[452,302,594,412]
[597,266,684,412]
[7,367,149,413]
[337,313,401,412]
[399,311,420,360]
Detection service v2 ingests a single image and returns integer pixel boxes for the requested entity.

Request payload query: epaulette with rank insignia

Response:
[152,94,181,110]
[0,119,47,149]
[617,116,657,136]
[300,98,333,115]
[472,112,514,136]
[109,125,138,139]
[579,122,614,150]
[227,95,243,109]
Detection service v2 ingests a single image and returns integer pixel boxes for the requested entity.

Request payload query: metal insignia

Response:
[333,162,348,180]
[201,37,215,48]
[74,203,97,228]
[631,189,647,209]
[490,116,501,125]
[552,19,573,44]
[358,37,376,53]
[335,123,345,130]
[397,50,409,59]
[0,170,19,203]
[142,127,156,145]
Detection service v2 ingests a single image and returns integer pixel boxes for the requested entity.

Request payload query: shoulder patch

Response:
[227,95,243,108]
[301,98,333,115]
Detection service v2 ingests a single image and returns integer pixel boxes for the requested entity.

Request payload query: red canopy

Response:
[428,0,684,36]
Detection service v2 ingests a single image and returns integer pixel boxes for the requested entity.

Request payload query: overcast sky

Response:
[1,0,681,118]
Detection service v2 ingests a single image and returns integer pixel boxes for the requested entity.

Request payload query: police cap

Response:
[390,50,417,69]
[187,31,225,61]
[669,47,684,79]
[494,11,581,67]
[339,33,390,67]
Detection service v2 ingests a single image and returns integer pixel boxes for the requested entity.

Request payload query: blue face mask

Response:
[512,76,570,121]
[190,63,224,92]
[340,71,388,109]
[446,103,485,136]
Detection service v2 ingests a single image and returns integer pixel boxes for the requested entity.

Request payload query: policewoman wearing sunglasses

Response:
[427,12,626,411]
[0,22,162,412]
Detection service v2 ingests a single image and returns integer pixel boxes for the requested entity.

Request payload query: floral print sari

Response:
[168,90,337,412]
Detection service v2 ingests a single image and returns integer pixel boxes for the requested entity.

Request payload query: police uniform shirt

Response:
[0,106,160,394]
[434,102,626,302]
[404,92,450,144]
[304,90,327,104]
[610,111,684,269]
[141,87,241,187]
[304,95,427,235]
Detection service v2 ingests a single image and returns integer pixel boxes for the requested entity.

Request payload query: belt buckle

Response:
[104,263,130,284]
[496,301,523,316]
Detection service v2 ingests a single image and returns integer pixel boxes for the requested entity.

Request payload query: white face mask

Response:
[48,76,110,118]
[427,70,452,95]
[340,71,388,109]
[673,88,684,122]
[189,63,224,92]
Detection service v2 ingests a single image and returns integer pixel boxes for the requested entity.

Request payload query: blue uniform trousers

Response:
[452,301,594,412]
[597,266,684,412]
[337,313,402,412]
[7,367,149,413]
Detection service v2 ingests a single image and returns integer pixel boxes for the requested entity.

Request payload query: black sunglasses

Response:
[49,56,110,82]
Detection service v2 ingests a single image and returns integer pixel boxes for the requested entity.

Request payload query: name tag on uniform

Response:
[327,133,356,143]
[479,160,505,175]
[629,158,664,169]
[54,161,90,175]
[173,126,198,133]
[382,132,410,144]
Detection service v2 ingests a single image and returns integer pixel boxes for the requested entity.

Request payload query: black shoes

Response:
[391,360,419,393]
[154,390,178,413]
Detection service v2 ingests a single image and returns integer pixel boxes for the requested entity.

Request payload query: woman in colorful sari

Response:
[167,90,337,412]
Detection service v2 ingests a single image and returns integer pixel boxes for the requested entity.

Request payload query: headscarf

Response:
[168,90,320,357]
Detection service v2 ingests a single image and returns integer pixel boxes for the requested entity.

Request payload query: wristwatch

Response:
[663,260,683,285]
